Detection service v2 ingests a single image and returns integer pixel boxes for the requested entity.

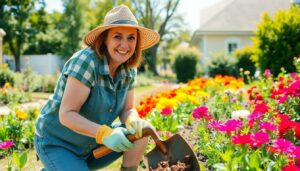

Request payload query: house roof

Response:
[197,0,290,32]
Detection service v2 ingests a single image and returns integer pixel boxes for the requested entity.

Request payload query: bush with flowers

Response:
[137,70,300,170]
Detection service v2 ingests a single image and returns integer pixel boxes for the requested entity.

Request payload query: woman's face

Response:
[105,27,137,66]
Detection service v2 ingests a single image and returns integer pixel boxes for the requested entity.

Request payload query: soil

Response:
[149,155,192,171]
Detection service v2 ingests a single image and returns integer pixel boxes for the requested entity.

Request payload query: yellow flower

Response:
[155,98,178,110]
[34,110,39,117]
[2,63,8,68]
[187,95,200,105]
[16,110,28,120]
[175,93,188,102]
[4,82,10,88]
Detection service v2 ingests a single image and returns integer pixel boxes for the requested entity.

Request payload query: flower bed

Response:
[138,71,300,170]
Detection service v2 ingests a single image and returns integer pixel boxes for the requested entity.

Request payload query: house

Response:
[191,0,291,72]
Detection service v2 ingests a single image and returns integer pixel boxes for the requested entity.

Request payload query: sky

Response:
[44,0,223,31]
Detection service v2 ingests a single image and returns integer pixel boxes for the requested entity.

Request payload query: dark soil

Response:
[149,155,192,171]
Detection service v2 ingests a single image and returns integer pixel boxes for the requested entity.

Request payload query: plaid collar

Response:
[97,53,135,79]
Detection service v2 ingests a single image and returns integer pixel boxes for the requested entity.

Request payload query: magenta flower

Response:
[248,111,264,123]
[263,69,272,77]
[232,134,251,145]
[208,120,222,130]
[250,131,269,148]
[192,106,213,120]
[0,140,14,150]
[161,107,172,116]
[289,80,300,97]
[272,138,295,154]
[217,119,242,133]
[259,122,277,131]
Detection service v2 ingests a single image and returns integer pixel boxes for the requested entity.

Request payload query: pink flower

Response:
[259,122,277,131]
[208,120,222,130]
[0,140,14,150]
[232,134,251,145]
[248,111,264,122]
[250,131,269,148]
[263,69,272,77]
[161,107,172,116]
[272,138,295,154]
[217,119,243,133]
[192,106,213,120]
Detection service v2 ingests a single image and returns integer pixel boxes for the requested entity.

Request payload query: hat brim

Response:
[83,24,160,50]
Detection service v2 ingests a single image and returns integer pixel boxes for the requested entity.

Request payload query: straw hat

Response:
[83,5,160,50]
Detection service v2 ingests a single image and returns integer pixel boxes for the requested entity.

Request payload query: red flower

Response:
[232,134,251,145]
[254,102,269,113]
[282,164,300,171]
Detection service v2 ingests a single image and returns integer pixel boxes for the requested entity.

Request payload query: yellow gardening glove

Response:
[95,125,134,152]
[125,109,152,138]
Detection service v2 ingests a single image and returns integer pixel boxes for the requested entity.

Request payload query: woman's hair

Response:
[90,29,142,68]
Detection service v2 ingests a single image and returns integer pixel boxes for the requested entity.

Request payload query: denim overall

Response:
[34,49,136,171]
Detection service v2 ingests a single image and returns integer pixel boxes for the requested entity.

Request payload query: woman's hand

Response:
[96,125,134,152]
[125,112,153,138]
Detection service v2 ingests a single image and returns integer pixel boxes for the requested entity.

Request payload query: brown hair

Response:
[90,29,142,68]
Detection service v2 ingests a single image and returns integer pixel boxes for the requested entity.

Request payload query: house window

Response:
[228,42,238,53]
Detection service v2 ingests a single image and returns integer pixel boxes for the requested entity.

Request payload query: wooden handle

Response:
[93,127,167,159]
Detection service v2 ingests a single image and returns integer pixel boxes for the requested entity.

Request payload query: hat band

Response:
[110,20,137,25]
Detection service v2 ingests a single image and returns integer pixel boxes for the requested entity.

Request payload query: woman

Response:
[34,5,160,171]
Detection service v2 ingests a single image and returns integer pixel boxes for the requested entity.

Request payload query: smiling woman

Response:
[34,4,160,171]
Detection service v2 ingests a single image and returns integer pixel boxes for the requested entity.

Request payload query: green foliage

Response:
[0,65,15,87]
[294,57,300,73]
[24,12,64,54]
[0,0,46,71]
[173,47,199,83]
[253,6,300,77]
[59,0,91,59]
[234,46,257,77]
[208,52,238,77]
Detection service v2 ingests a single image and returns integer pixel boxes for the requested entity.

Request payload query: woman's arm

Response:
[119,89,137,123]
[59,76,99,138]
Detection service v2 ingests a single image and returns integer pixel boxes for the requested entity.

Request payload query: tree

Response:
[0,0,46,71]
[132,0,181,75]
[24,11,64,54]
[59,0,91,59]
[253,6,300,76]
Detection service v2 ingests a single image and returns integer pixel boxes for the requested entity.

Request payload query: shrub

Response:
[253,6,300,77]
[234,46,257,77]
[0,64,15,87]
[173,47,200,83]
[208,52,238,77]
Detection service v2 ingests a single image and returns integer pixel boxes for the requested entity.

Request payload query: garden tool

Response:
[93,127,200,171]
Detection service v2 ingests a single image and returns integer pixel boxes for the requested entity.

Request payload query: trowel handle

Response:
[93,128,151,159]
[143,127,168,155]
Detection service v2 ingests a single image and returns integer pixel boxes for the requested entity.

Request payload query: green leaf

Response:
[221,149,233,162]
[19,152,28,169]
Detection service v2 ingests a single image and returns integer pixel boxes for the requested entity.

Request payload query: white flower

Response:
[231,110,250,119]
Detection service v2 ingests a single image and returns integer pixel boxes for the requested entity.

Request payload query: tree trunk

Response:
[15,54,21,72]
[149,44,159,75]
